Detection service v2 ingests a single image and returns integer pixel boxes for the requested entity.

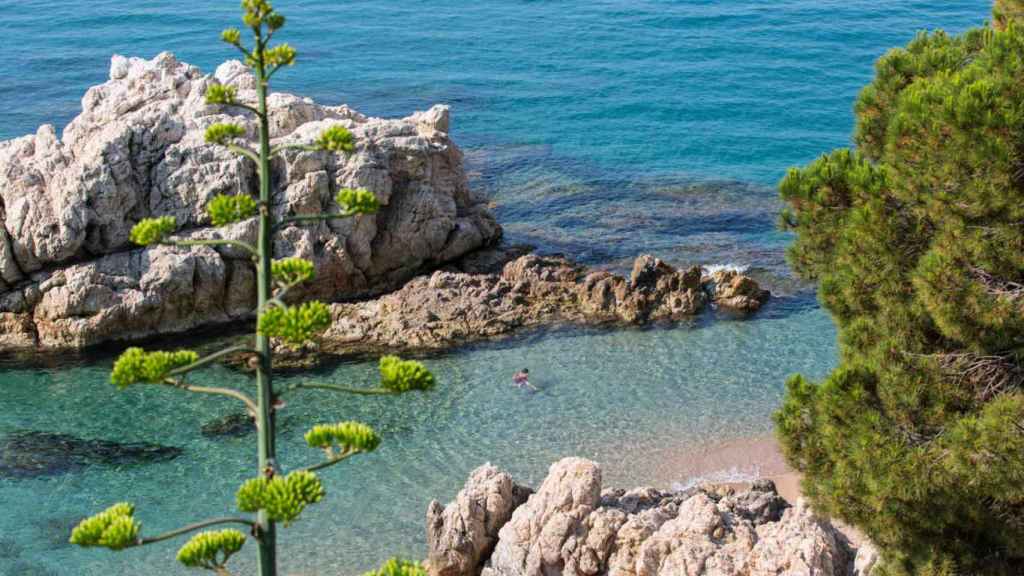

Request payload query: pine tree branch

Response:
[137,517,256,547]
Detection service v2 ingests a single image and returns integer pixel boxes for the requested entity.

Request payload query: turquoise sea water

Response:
[0,1,989,575]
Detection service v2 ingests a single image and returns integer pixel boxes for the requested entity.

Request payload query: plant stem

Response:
[252,28,278,576]
[166,344,258,378]
[161,378,259,415]
[170,238,258,257]
[295,450,357,474]
[137,517,256,546]
[274,212,354,230]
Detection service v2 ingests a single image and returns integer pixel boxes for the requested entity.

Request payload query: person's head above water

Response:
[522,368,529,374]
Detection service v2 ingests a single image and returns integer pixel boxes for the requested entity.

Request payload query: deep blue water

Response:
[0,1,990,575]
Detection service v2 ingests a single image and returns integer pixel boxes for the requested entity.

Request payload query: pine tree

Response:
[775,5,1024,575]
[68,2,430,575]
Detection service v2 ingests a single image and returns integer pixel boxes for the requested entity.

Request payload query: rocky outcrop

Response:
[427,464,534,576]
[427,458,857,576]
[705,270,771,313]
[317,252,769,356]
[0,52,499,350]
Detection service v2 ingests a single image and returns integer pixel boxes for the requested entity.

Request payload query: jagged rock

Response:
[0,52,499,350]
[449,244,535,276]
[319,252,768,356]
[424,457,853,576]
[484,458,603,576]
[725,478,789,525]
[705,270,770,312]
[0,313,35,348]
[746,499,850,575]
[853,542,879,576]
[426,464,533,576]
[582,254,704,323]
[0,431,182,479]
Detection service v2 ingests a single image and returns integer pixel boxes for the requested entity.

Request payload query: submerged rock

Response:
[428,458,854,576]
[199,412,255,438]
[0,431,182,479]
[0,52,498,350]
[317,252,769,357]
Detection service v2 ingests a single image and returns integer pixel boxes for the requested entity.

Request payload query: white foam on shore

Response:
[670,464,763,492]
[702,263,750,275]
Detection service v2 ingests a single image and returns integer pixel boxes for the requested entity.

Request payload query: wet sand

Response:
[618,434,800,500]
[631,433,866,545]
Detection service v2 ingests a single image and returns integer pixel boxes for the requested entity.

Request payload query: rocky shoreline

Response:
[306,249,769,359]
[425,458,877,576]
[0,52,774,355]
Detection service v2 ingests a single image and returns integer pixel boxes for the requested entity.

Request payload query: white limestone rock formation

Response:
[0,52,499,349]
[428,458,856,576]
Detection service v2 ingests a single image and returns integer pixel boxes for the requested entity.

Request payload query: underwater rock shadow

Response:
[0,431,183,480]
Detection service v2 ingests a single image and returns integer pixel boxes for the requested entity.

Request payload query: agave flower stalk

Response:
[70,2,432,575]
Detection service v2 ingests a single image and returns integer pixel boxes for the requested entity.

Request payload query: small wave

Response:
[670,463,763,492]
[702,263,750,275]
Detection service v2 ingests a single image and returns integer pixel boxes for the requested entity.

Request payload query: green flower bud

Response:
[315,125,355,153]
[207,193,258,227]
[221,27,242,46]
[379,356,436,393]
[337,188,380,215]
[129,216,176,246]
[69,502,140,550]
[304,421,381,453]
[205,84,238,106]
[271,257,315,287]
[111,347,199,388]
[257,301,332,348]
[235,477,268,514]
[205,123,247,146]
[176,529,246,570]
[266,13,286,31]
[263,43,297,67]
[236,471,324,526]
[363,558,428,576]
[242,0,274,25]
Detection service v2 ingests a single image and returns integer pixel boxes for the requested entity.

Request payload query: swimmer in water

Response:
[512,368,537,391]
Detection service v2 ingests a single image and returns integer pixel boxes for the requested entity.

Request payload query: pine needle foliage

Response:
[68,2,436,575]
[775,7,1024,575]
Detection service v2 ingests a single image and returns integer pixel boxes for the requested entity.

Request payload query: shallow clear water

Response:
[0,1,990,575]
[2,307,834,576]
